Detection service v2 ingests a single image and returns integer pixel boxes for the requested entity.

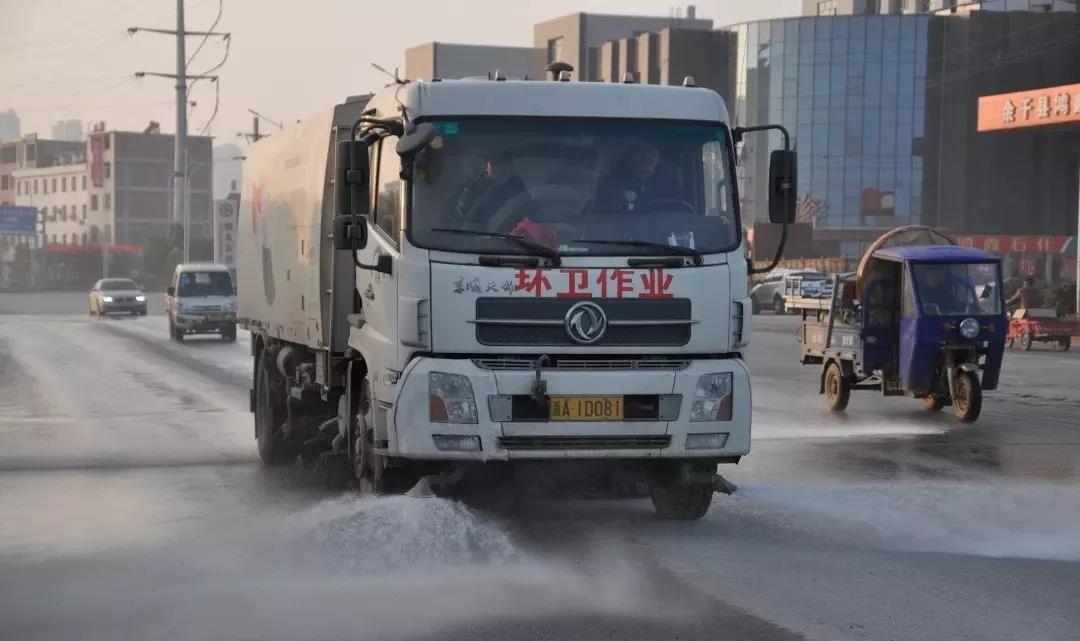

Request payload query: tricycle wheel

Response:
[825,362,850,412]
[1006,337,1014,349]
[952,371,982,423]
[1060,338,1071,352]
[922,395,945,412]
[1020,330,1033,351]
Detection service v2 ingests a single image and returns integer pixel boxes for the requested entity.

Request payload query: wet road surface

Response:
[1,293,1078,641]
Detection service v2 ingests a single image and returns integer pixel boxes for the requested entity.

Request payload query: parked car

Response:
[751,269,825,314]
[89,278,148,317]
[165,263,237,342]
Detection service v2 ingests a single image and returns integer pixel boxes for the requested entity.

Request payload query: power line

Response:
[186,0,223,69]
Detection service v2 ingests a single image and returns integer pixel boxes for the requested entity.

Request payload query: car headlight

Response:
[101,296,114,303]
[690,373,733,422]
[959,317,980,339]
[429,372,478,424]
[135,295,146,302]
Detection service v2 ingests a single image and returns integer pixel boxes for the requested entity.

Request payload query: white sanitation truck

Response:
[238,67,795,519]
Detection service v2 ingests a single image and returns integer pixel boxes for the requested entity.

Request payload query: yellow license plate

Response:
[548,396,624,421]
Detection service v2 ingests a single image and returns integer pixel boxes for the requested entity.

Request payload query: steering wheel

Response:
[639,198,696,215]
[488,185,587,233]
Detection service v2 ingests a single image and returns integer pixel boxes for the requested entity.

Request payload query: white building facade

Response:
[12,163,96,247]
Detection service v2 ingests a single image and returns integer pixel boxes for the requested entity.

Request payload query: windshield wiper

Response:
[570,239,703,265]
[430,229,561,266]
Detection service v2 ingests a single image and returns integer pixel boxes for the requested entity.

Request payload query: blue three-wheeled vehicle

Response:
[796,227,1008,423]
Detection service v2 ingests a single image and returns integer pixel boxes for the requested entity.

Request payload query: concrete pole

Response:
[183,149,191,262]
[173,0,187,239]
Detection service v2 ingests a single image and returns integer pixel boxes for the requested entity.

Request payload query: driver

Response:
[595,141,681,214]
[920,268,958,314]
[448,152,529,229]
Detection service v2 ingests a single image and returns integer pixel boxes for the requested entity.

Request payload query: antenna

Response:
[372,62,407,85]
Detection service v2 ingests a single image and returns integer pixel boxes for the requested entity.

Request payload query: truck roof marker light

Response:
[558,70,571,82]
[622,72,636,84]
[682,76,696,87]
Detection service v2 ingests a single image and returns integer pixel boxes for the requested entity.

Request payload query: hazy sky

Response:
[2,0,799,147]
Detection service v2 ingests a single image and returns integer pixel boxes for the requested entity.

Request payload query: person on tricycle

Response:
[1006,277,1043,312]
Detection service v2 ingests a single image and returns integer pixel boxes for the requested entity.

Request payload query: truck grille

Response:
[473,298,692,347]
[473,357,690,371]
[497,435,671,450]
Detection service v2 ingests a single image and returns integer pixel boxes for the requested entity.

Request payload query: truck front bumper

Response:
[386,356,751,462]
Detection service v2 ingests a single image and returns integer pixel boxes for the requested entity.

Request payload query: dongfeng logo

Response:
[564,301,608,344]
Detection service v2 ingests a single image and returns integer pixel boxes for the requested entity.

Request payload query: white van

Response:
[165,263,237,342]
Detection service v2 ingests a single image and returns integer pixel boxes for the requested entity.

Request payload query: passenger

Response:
[595,141,682,214]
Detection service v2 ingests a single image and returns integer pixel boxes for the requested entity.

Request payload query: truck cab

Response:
[240,75,795,519]
[166,262,238,343]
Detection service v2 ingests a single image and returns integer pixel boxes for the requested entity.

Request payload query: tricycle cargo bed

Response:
[801,320,863,361]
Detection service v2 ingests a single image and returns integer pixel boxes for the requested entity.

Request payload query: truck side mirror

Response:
[768,150,797,225]
[333,139,370,251]
[396,123,436,157]
[167,286,175,297]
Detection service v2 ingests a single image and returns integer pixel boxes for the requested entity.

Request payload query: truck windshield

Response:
[178,271,234,297]
[409,119,738,257]
[913,262,1002,316]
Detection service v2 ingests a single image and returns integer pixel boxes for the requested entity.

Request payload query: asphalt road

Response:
[1,293,1078,641]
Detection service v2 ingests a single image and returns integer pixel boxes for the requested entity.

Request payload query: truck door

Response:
[353,136,401,409]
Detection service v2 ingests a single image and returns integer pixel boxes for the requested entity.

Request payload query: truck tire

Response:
[255,352,295,465]
[650,480,713,520]
[952,370,982,423]
[922,395,945,411]
[825,361,850,411]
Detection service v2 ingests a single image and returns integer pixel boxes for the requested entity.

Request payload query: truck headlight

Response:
[959,318,980,339]
[690,373,733,422]
[135,295,146,302]
[101,296,114,303]
[429,372,478,424]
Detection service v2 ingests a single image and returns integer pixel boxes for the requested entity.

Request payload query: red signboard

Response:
[951,235,1072,254]
[90,134,103,188]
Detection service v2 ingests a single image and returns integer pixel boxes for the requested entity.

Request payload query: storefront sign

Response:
[952,234,1072,254]
[977,83,1080,132]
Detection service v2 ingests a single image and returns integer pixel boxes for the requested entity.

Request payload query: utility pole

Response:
[129,5,228,264]
[238,108,283,144]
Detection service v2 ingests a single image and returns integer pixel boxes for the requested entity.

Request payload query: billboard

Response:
[0,205,38,236]
[977,83,1080,132]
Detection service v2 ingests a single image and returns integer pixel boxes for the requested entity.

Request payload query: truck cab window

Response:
[371,137,401,244]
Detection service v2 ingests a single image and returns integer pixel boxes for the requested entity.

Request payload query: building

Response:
[0,110,19,143]
[804,0,1077,14]
[533,9,713,81]
[50,119,84,142]
[0,135,84,206]
[405,42,536,80]
[12,162,91,247]
[85,128,213,246]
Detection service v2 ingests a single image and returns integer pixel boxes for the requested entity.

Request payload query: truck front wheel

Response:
[255,352,295,465]
[651,479,714,521]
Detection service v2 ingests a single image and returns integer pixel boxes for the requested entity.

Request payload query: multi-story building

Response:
[50,119,84,142]
[804,0,1077,14]
[12,162,91,246]
[0,135,84,206]
[533,8,713,81]
[405,42,536,80]
[0,109,20,143]
[85,127,213,246]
